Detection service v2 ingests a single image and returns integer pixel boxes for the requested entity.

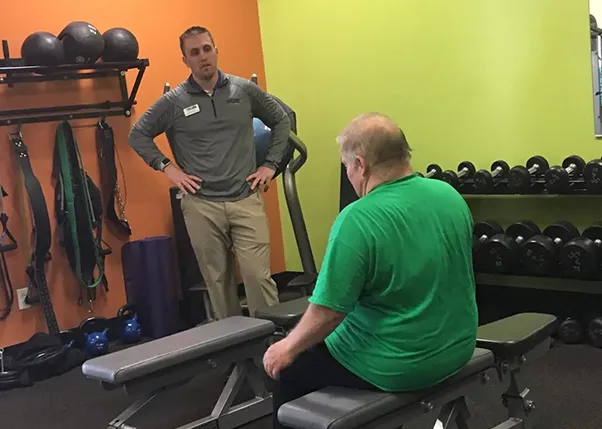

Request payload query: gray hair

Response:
[336,113,412,173]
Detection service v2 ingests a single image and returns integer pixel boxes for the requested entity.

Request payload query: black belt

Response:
[96,120,131,236]
[8,130,60,335]
[0,186,17,321]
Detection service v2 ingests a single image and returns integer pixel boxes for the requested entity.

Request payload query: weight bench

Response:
[82,316,275,429]
[265,311,557,429]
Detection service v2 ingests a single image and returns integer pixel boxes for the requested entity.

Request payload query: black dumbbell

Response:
[557,317,584,344]
[479,220,541,274]
[416,164,443,179]
[441,161,476,189]
[472,220,504,271]
[544,155,586,194]
[587,316,602,347]
[583,157,602,193]
[558,223,602,280]
[508,155,549,193]
[472,160,510,193]
[520,221,580,276]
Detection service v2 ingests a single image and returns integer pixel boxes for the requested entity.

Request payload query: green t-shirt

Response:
[308,173,478,392]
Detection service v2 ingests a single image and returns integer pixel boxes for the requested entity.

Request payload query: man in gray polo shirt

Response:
[128,26,291,320]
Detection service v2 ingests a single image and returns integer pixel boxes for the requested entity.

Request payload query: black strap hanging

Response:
[96,120,131,236]
[8,129,60,335]
[0,180,18,321]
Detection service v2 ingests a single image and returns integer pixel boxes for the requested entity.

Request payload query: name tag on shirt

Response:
[183,104,200,117]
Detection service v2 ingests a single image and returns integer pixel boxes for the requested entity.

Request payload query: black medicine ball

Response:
[21,31,65,66]
[101,27,139,62]
[58,21,105,64]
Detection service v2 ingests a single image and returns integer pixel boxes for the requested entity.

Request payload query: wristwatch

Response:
[158,157,171,172]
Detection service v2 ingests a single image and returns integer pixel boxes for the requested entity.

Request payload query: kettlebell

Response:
[117,305,142,344]
[79,317,110,357]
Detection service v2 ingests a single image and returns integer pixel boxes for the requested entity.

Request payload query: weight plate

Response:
[588,317,602,348]
[543,221,580,244]
[491,160,510,174]
[426,164,442,178]
[520,235,556,275]
[526,155,549,175]
[474,220,503,240]
[562,155,586,175]
[558,318,583,344]
[506,220,540,241]
[481,233,518,273]
[441,170,459,187]
[558,236,599,279]
[544,166,568,193]
[508,166,530,191]
[583,159,602,192]
[473,170,492,192]
[458,161,476,177]
[583,224,602,242]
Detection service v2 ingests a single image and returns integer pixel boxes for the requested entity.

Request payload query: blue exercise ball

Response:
[253,117,271,167]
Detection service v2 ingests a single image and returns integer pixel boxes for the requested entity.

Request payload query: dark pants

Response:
[270,342,378,429]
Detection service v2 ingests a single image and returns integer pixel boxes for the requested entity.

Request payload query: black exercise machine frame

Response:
[0,39,149,126]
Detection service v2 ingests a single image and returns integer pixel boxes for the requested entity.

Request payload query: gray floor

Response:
[0,342,600,429]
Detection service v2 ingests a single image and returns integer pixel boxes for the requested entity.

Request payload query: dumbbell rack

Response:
[425,156,602,295]
[475,273,602,295]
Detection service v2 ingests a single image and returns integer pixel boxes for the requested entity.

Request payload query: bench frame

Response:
[278,319,554,429]
[103,337,273,429]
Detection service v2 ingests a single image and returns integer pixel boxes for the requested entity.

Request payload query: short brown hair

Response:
[337,113,412,174]
[179,26,215,55]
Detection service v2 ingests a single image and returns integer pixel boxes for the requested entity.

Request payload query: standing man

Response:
[128,26,292,320]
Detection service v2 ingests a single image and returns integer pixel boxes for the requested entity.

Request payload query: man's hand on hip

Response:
[247,166,275,192]
[164,164,202,194]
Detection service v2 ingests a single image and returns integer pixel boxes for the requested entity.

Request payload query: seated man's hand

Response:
[263,338,295,380]
[247,166,275,192]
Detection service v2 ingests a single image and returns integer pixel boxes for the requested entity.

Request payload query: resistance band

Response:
[8,129,60,335]
[53,121,110,310]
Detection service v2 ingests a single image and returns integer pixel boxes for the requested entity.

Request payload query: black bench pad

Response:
[278,348,494,429]
[256,297,309,328]
[476,313,557,358]
[81,316,274,385]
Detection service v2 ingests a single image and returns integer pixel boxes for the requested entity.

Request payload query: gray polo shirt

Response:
[128,71,291,202]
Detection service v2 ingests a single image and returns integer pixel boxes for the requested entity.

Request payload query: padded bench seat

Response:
[278,312,558,429]
[82,316,274,385]
[278,348,494,429]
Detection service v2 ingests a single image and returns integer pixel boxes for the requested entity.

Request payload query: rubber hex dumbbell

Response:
[416,164,443,179]
[479,220,541,274]
[544,155,586,194]
[472,220,504,271]
[473,160,510,193]
[508,155,549,193]
[583,157,602,193]
[559,223,602,280]
[441,161,476,189]
[520,221,580,276]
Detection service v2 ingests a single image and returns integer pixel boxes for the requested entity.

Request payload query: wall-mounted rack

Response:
[0,39,149,126]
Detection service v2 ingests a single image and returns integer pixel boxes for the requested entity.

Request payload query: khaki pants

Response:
[181,191,279,319]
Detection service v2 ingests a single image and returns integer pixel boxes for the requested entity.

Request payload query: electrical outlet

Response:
[17,288,31,310]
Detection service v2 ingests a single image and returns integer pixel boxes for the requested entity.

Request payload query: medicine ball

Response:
[21,31,65,66]
[101,27,139,62]
[58,21,104,64]
[253,118,271,168]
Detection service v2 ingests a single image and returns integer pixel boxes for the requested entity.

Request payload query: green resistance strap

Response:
[54,121,105,308]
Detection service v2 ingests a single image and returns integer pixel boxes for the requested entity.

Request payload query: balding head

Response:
[337,113,412,179]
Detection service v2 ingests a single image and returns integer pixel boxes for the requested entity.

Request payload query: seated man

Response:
[263,113,479,429]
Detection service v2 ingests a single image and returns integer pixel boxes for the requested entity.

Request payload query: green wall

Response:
[258,0,602,271]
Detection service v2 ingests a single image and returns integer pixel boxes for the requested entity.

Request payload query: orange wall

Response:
[0,0,285,347]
